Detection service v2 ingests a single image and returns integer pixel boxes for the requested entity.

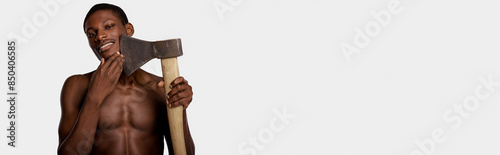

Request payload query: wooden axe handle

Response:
[161,58,187,155]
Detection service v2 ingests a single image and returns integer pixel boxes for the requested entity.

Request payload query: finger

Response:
[100,58,105,66]
[110,57,123,77]
[169,77,187,89]
[109,62,123,86]
[168,90,192,104]
[96,58,105,71]
[105,53,122,73]
[101,52,120,70]
[157,80,165,87]
[167,83,191,99]
[169,97,192,109]
[107,54,123,74]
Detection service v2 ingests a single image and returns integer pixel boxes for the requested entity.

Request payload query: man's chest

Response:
[97,85,166,131]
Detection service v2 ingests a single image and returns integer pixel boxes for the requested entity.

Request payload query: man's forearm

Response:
[183,110,195,155]
[58,97,101,155]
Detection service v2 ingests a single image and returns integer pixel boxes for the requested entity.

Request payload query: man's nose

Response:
[95,31,107,42]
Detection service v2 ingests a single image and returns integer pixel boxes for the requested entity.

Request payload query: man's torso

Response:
[79,70,168,155]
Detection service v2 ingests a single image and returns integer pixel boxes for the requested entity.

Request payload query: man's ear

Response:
[125,23,134,36]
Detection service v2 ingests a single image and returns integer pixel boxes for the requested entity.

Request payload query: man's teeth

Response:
[100,42,113,50]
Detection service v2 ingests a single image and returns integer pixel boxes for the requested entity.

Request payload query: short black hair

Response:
[83,3,129,29]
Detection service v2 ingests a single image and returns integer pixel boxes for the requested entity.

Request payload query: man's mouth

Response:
[98,42,114,53]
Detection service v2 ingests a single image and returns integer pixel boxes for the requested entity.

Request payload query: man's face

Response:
[84,10,133,60]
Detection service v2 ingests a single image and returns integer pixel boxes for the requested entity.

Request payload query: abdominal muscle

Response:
[90,83,167,155]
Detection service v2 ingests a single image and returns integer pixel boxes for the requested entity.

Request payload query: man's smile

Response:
[98,41,115,53]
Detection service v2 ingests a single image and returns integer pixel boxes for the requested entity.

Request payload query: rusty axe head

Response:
[119,35,183,76]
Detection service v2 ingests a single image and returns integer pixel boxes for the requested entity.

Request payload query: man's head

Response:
[83,3,134,60]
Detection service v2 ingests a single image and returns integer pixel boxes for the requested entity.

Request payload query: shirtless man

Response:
[57,3,195,155]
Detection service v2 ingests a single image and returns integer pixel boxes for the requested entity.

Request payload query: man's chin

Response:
[101,50,116,60]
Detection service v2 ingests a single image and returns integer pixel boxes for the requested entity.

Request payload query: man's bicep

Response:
[58,75,89,144]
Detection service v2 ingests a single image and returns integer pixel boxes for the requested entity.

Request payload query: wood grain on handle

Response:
[161,58,187,155]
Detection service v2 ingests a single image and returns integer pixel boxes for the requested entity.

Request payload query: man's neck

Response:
[118,69,142,87]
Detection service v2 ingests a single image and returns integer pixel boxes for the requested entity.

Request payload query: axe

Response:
[119,35,187,155]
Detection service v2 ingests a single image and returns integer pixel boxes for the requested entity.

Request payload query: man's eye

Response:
[105,24,114,30]
[87,32,96,38]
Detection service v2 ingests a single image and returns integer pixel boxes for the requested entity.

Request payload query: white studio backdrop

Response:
[1,0,500,154]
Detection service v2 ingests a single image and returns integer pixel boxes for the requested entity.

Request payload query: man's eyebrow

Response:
[101,19,112,25]
[85,19,113,33]
[86,27,95,33]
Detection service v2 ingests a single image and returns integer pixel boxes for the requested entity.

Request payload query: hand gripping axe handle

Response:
[120,35,187,155]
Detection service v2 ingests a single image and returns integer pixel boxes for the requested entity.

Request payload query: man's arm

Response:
[58,53,124,155]
[182,109,195,155]
[58,74,100,154]
[161,77,195,155]
[163,109,195,155]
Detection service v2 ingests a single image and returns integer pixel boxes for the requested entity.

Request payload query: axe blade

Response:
[119,35,183,76]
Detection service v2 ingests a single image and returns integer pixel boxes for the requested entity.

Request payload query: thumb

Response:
[100,58,105,66]
[96,58,105,70]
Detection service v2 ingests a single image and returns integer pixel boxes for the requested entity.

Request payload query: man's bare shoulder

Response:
[60,72,94,106]
[135,69,165,95]
[136,69,162,85]
[62,72,93,89]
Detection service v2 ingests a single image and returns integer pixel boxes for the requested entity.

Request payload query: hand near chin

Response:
[158,76,193,109]
[88,52,124,105]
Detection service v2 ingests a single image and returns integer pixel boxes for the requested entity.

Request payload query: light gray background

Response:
[1,0,500,154]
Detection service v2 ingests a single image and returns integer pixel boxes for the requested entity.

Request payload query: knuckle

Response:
[172,101,179,106]
[181,98,189,104]
[177,92,186,98]
[174,94,181,100]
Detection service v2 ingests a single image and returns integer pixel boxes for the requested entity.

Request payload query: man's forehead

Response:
[84,10,119,30]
